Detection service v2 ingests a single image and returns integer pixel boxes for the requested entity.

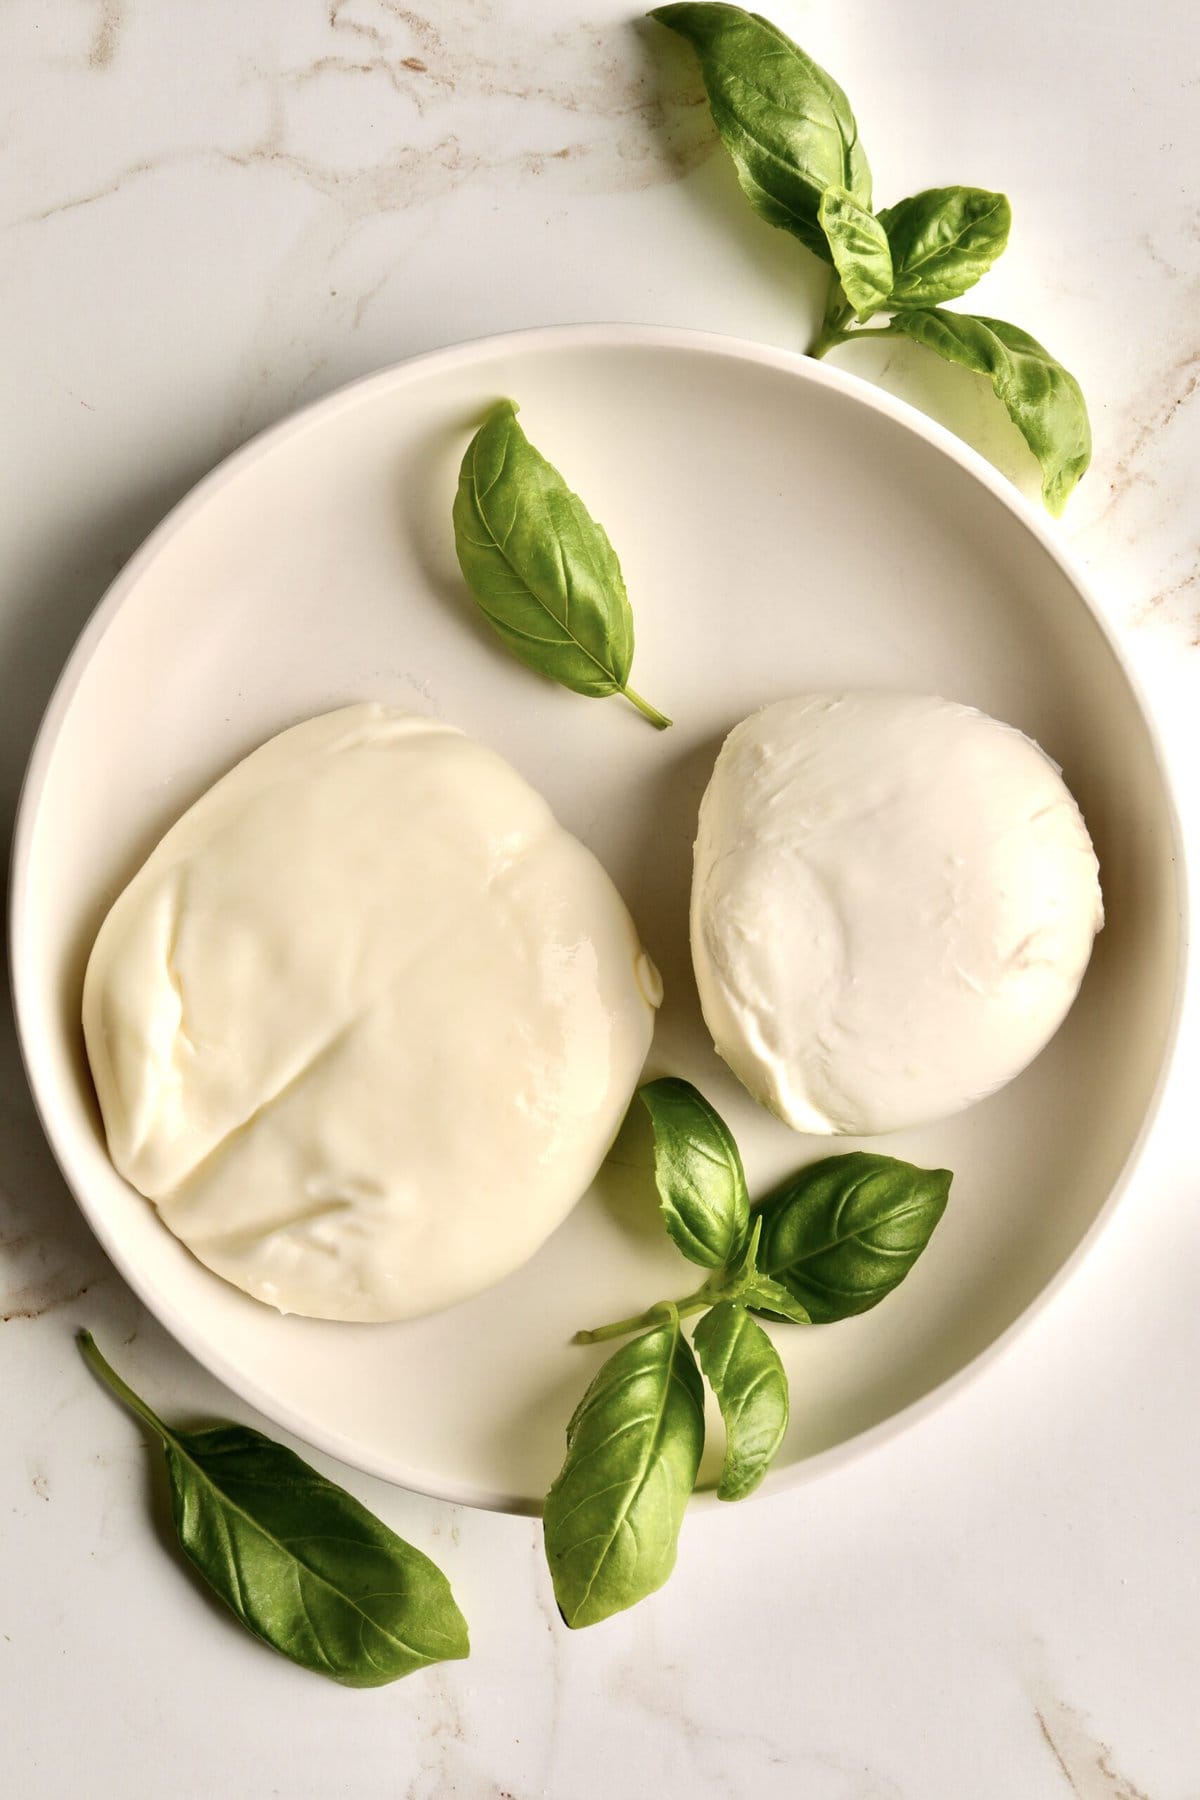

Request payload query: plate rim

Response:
[8,321,1191,1513]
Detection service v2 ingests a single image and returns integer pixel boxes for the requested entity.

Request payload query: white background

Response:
[2,3,1197,1795]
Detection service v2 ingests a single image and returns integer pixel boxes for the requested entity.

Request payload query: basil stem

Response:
[574,1286,716,1345]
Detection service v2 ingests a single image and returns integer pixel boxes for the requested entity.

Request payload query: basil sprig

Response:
[453,399,671,728]
[79,1332,469,1686]
[544,1080,951,1625]
[651,3,1090,512]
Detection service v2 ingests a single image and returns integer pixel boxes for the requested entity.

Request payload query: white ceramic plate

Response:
[10,326,1185,1512]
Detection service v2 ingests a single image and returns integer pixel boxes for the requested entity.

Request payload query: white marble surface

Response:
[2,3,1198,1795]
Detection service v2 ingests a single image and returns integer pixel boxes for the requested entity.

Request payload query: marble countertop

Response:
[2,3,1197,1795]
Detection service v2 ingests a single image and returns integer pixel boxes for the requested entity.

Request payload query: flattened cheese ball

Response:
[84,706,661,1320]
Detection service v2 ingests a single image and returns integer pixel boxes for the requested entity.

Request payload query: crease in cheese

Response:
[83,704,660,1321]
[690,692,1104,1136]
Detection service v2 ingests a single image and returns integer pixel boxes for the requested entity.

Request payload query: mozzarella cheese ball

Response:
[690,693,1102,1135]
[84,705,660,1320]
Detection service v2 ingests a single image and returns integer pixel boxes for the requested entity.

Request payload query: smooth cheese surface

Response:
[83,705,660,1321]
[691,693,1103,1136]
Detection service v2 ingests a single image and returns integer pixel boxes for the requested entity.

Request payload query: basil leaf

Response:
[735,1269,813,1324]
[78,1332,468,1686]
[723,1210,762,1283]
[717,1215,811,1321]
[453,399,670,728]
[890,309,1091,513]
[544,1316,704,1627]
[818,185,892,320]
[640,1077,750,1269]
[651,4,871,260]
[754,1153,951,1323]
[693,1302,789,1500]
[878,186,1011,306]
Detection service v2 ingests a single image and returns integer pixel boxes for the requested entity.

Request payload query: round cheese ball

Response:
[690,693,1103,1135]
[84,705,660,1321]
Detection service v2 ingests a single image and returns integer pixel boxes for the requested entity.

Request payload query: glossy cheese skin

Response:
[83,705,660,1321]
[691,693,1103,1136]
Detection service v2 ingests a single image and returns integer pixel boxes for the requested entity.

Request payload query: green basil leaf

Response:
[723,1210,762,1283]
[818,185,892,320]
[639,1077,750,1269]
[754,1153,951,1323]
[693,1303,789,1501]
[78,1332,468,1686]
[544,1317,704,1627]
[453,399,670,727]
[717,1216,811,1321]
[735,1269,813,1324]
[878,186,1011,306]
[651,4,871,260]
[889,309,1091,513]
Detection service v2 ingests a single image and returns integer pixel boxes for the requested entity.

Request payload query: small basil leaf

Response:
[78,1332,468,1686]
[878,186,1011,306]
[544,1317,705,1627]
[724,1210,762,1283]
[818,186,893,320]
[890,309,1091,513]
[717,1217,811,1321]
[754,1153,951,1323]
[735,1269,813,1324]
[640,1077,750,1269]
[693,1302,789,1501]
[453,399,670,727]
[651,4,871,261]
